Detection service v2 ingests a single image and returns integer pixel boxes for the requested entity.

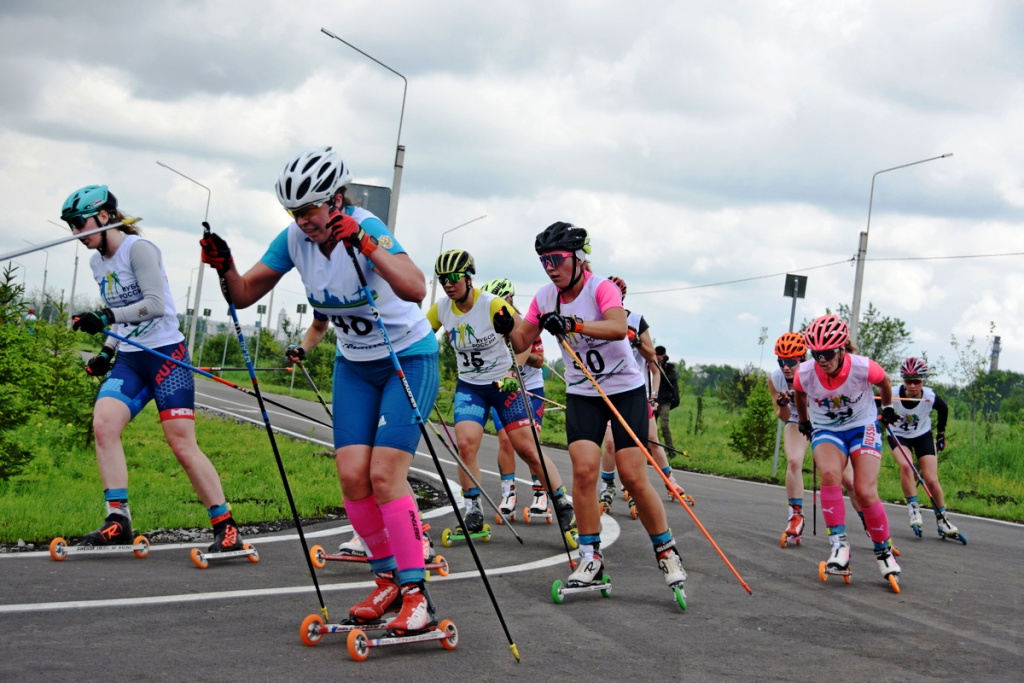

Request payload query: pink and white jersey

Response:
[526,272,644,397]
[626,310,650,393]
[795,354,879,430]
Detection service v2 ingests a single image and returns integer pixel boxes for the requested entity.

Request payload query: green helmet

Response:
[435,249,475,276]
[482,277,515,299]
[62,185,117,227]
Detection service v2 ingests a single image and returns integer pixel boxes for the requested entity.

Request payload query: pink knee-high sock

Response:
[820,485,846,529]
[345,495,393,561]
[379,495,424,572]
[861,500,890,544]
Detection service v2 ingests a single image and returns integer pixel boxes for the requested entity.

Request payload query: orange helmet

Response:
[774,332,806,359]
[804,314,849,352]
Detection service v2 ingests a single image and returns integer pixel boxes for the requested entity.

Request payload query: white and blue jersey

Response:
[260,206,435,362]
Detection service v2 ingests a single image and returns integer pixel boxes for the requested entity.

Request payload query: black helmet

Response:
[534,222,588,254]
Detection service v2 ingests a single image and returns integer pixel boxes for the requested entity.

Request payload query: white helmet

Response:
[275,146,353,210]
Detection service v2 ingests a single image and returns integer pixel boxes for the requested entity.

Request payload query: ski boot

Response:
[780,506,805,548]
[937,513,967,545]
[345,582,458,661]
[625,491,639,520]
[310,532,369,569]
[421,525,451,579]
[496,487,516,524]
[665,473,696,506]
[875,545,901,593]
[441,498,491,546]
[349,570,403,623]
[522,486,552,524]
[50,512,150,561]
[339,533,368,557]
[598,481,615,514]
[656,541,688,611]
[552,549,611,603]
[191,517,258,568]
[908,502,923,538]
[554,497,579,549]
[818,533,851,584]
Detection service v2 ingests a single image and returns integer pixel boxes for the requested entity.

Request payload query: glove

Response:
[798,420,813,440]
[285,345,306,363]
[775,393,791,407]
[328,210,378,256]
[879,405,899,426]
[72,308,114,335]
[538,312,581,337]
[627,326,641,348]
[199,228,234,273]
[86,346,115,377]
[936,431,946,452]
[492,308,515,336]
[497,375,520,392]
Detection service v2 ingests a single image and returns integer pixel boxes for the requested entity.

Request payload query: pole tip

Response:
[123,216,142,226]
[509,643,521,662]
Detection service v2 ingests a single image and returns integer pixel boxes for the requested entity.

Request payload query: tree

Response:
[728,378,777,461]
[689,364,738,397]
[939,323,996,449]
[837,302,911,371]
[717,363,766,412]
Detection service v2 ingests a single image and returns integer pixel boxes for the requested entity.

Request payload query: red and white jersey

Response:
[891,386,936,438]
[795,353,879,430]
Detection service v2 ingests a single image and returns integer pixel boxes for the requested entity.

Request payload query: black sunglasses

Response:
[813,348,840,363]
[777,358,800,368]
[65,215,91,231]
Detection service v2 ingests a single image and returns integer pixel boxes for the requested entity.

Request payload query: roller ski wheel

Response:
[887,574,901,593]
[495,509,516,525]
[190,542,258,569]
[310,544,328,569]
[667,488,696,506]
[672,585,687,611]
[346,619,458,661]
[521,505,553,525]
[424,555,450,580]
[780,531,803,548]
[551,575,612,604]
[49,535,151,562]
[300,614,392,647]
[599,500,612,515]
[628,498,639,520]
[441,524,491,545]
[937,527,967,545]
[912,522,923,538]
[818,560,852,585]
[564,528,579,550]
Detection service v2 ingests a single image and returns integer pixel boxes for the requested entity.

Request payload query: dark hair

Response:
[655,345,667,357]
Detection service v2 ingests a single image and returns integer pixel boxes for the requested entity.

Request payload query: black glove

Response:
[199,227,234,273]
[776,393,791,407]
[798,420,813,440]
[285,345,306,363]
[879,405,899,426]
[86,346,115,377]
[538,312,579,337]
[72,308,114,335]
[936,431,946,452]
[492,308,515,336]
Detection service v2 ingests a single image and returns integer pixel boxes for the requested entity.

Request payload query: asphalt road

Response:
[1,376,1021,682]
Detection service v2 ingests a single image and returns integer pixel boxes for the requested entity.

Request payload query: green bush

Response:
[728,377,777,461]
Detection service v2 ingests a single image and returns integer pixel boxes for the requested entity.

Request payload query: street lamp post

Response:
[849,153,953,345]
[321,28,407,232]
[428,215,488,307]
[156,161,211,361]
[22,240,48,321]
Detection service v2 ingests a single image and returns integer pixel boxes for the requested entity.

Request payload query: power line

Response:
[866,251,1024,262]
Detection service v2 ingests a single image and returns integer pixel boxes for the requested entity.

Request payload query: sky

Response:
[2,1,1023,382]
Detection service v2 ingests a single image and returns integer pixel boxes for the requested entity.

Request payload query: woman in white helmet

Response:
[200,147,442,634]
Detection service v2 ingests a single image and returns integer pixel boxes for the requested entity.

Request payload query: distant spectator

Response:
[24,307,37,323]
[655,346,679,450]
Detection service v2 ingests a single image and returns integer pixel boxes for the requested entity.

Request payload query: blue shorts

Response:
[455,379,531,432]
[97,341,196,421]
[491,388,545,431]
[332,351,439,452]
[812,421,883,459]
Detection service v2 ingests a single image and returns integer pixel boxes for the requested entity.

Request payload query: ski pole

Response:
[96,331,332,430]
[529,392,565,409]
[0,217,142,261]
[544,361,567,385]
[343,243,520,662]
[295,361,332,420]
[882,421,959,525]
[203,222,331,622]
[875,396,933,403]
[505,338,577,567]
[554,335,753,595]
[812,454,817,536]
[650,438,689,460]
[427,411,523,543]
[197,366,293,372]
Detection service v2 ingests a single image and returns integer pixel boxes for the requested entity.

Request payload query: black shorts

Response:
[887,432,936,459]
[566,385,648,451]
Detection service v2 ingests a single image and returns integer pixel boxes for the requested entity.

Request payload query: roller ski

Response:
[937,514,967,545]
[441,500,491,546]
[49,513,150,562]
[522,486,553,524]
[625,491,639,520]
[346,583,458,661]
[598,482,615,514]
[311,526,451,577]
[190,518,258,569]
[657,540,688,611]
[875,544,901,593]
[908,501,924,538]
[300,614,391,646]
[495,487,516,524]
[817,533,852,585]
[779,507,805,548]
[552,550,612,603]
[665,474,696,507]
[554,497,580,550]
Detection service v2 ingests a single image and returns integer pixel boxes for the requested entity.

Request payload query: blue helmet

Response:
[62,185,117,227]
